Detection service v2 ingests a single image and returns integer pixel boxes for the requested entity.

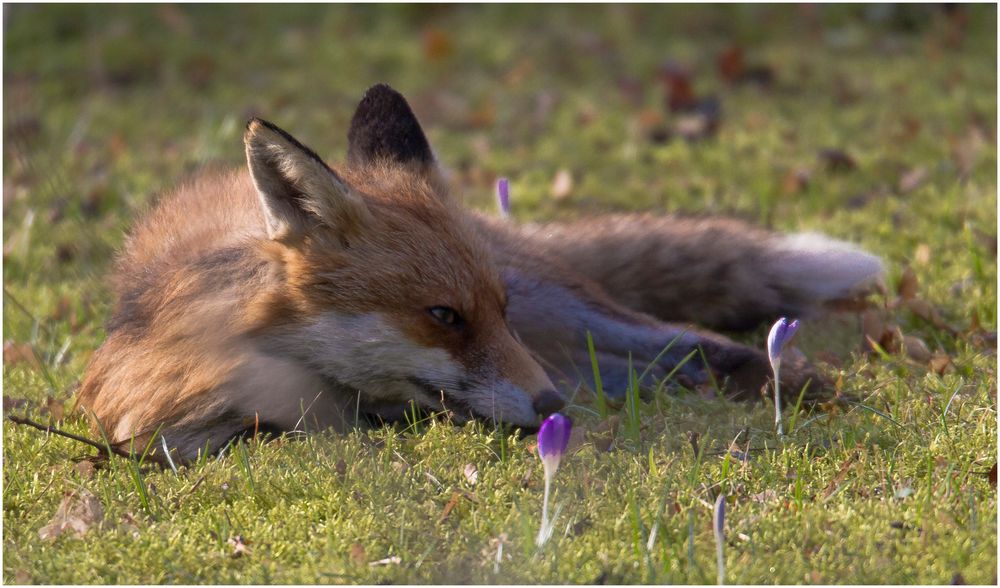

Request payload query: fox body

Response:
[78,85,882,461]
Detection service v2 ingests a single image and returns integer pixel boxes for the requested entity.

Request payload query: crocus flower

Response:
[496,177,511,218]
[713,493,726,585]
[767,317,800,436]
[536,412,571,546]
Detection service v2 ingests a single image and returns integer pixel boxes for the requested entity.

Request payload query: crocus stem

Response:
[716,534,725,585]
[537,473,551,546]
[774,363,783,436]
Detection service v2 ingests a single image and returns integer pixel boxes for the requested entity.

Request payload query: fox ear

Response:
[347,84,435,169]
[245,118,370,241]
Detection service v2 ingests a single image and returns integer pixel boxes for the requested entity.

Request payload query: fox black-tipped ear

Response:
[347,84,435,168]
[245,118,370,241]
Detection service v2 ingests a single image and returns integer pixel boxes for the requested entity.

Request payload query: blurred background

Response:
[3,3,996,359]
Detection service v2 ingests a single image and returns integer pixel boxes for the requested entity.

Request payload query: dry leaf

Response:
[686,431,701,458]
[587,415,619,453]
[818,148,857,173]
[659,62,696,112]
[334,459,347,477]
[551,169,574,200]
[861,309,886,351]
[462,463,479,486]
[897,266,919,299]
[349,542,367,565]
[904,298,959,335]
[422,29,453,61]
[369,556,402,567]
[228,535,252,557]
[902,335,932,363]
[717,45,745,83]
[440,491,461,521]
[929,353,953,375]
[38,489,104,540]
[14,571,30,584]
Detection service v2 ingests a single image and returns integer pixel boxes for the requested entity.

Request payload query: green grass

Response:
[3,4,996,584]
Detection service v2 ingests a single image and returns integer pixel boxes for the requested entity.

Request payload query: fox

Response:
[77,84,883,462]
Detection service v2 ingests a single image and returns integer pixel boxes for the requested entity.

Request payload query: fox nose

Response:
[532,389,565,417]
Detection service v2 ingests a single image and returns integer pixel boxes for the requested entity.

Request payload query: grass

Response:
[3,4,997,584]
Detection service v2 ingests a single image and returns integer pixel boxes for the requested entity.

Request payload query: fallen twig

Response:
[6,414,134,459]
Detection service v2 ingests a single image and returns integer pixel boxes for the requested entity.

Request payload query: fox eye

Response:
[428,306,463,326]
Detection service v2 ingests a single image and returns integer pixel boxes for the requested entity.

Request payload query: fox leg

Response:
[512,214,883,331]
[503,266,823,402]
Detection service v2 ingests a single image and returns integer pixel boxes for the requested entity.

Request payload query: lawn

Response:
[2,4,996,584]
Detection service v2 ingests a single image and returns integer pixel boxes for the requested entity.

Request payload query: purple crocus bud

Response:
[766,317,800,369]
[767,317,799,437]
[536,412,572,547]
[496,177,511,218]
[537,412,572,475]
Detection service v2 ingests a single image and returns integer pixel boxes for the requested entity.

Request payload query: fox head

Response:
[244,84,562,428]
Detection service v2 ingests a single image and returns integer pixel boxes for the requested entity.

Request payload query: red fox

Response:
[77,84,882,461]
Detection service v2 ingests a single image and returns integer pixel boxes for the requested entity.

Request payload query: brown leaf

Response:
[904,298,959,335]
[717,45,745,83]
[551,169,574,201]
[659,62,696,112]
[686,431,701,458]
[14,571,30,584]
[987,463,997,488]
[422,29,453,61]
[334,459,347,477]
[38,489,104,540]
[349,542,367,565]
[902,335,932,363]
[818,148,857,173]
[3,340,40,370]
[462,463,479,486]
[587,415,619,453]
[928,353,953,375]
[897,266,919,300]
[440,491,461,521]
[861,309,886,352]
